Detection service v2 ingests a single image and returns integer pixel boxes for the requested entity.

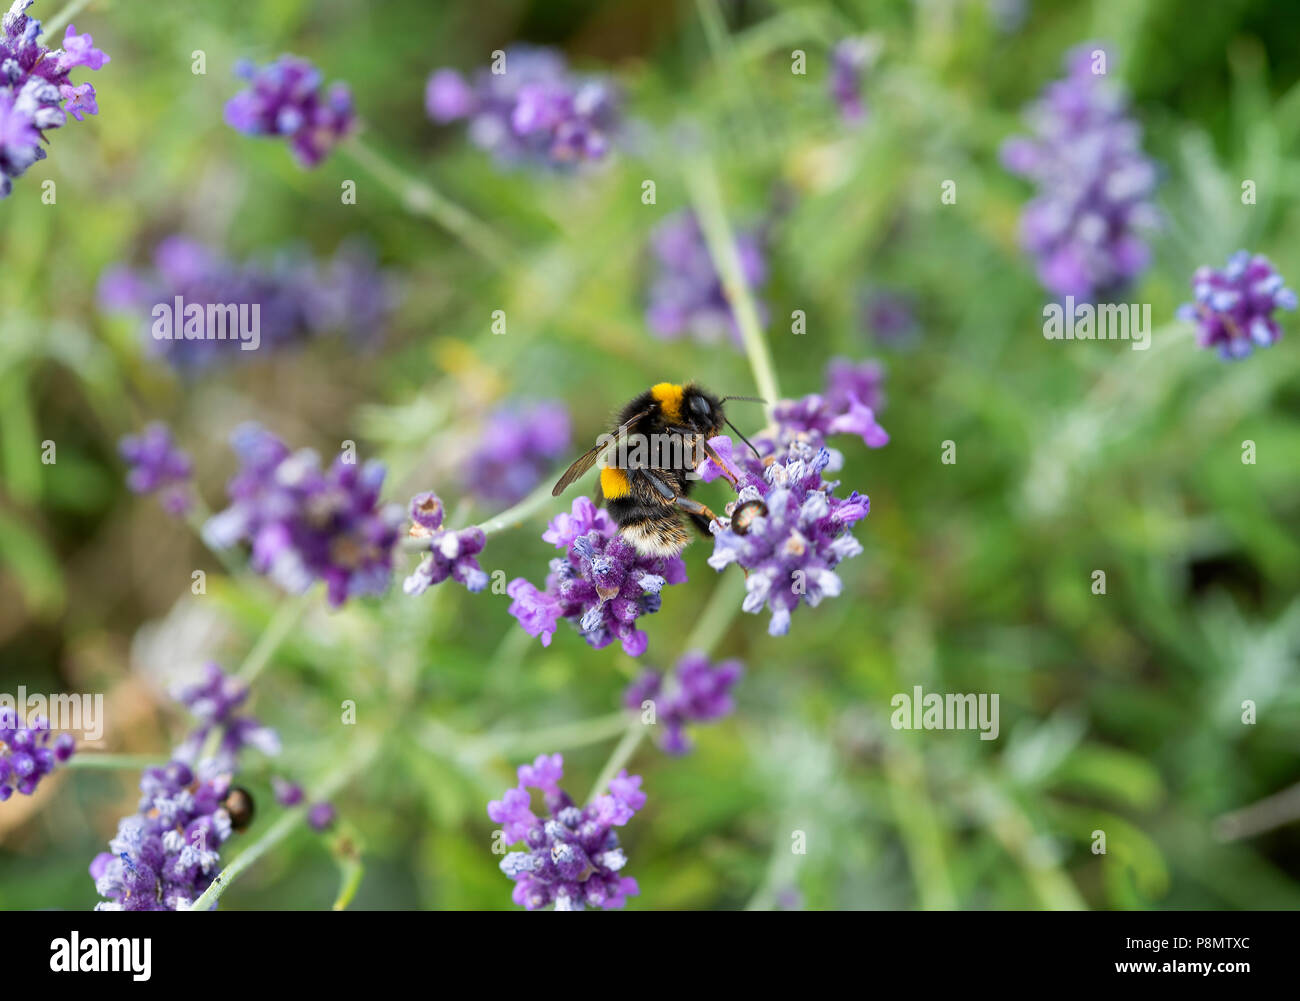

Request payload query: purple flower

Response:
[1000,43,1159,300]
[721,357,889,459]
[829,38,872,124]
[466,402,571,506]
[90,667,280,910]
[98,236,397,371]
[204,424,403,607]
[1176,251,1296,360]
[707,442,870,636]
[402,491,489,595]
[0,710,74,800]
[624,652,743,754]
[307,802,335,831]
[271,776,303,806]
[507,497,685,656]
[118,423,194,516]
[645,210,769,348]
[426,46,621,169]
[861,288,919,347]
[225,55,354,168]
[0,0,109,199]
[487,753,642,910]
[91,763,232,910]
[170,662,280,775]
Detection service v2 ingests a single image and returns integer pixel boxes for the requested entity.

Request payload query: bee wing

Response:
[551,408,653,496]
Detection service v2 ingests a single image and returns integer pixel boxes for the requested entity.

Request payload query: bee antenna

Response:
[719,395,767,405]
[724,418,761,459]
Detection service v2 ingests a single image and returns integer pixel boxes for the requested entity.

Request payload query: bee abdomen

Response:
[619,514,690,558]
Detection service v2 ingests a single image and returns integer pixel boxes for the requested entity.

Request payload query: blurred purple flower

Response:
[828,38,871,124]
[1177,251,1296,360]
[0,2,110,199]
[307,802,336,831]
[466,401,571,506]
[507,497,685,656]
[644,209,769,348]
[225,55,355,168]
[204,424,403,607]
[98,236,397,371]
[169,662,280,775]
[624,652,743,754]
[861,288,919,347]
[1001,42,1159,300]
[426,45,621,169]
[0,709,74,800]
[119,423,194,516]
[487,753,642,910]
[272,776,303,806]
[403,490,489,595]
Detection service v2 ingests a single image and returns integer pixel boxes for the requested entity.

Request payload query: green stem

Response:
[685,157,782,416]
[197,592,313,763]
[43,0,93,36]
[236,591,313,685]
[479,711,632,758]
[66,752,166,770]
[331,854,365,911]
[683,572,746,655]
[585,723,644,804]
[340,134,516,271]
[187,496,246,578]
[187,736,380,911]
[399,477,559,551]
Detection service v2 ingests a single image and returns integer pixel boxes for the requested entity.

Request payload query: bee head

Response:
[683,386,724,436]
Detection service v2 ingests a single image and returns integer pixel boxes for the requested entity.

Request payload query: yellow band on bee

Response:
[600,466,631,499]
[650,382,684,421]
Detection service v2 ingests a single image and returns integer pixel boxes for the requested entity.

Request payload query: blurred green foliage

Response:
[1,0,1299,910]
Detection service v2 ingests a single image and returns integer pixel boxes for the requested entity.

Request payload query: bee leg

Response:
[674,494,721,529]
[700,440,743,490]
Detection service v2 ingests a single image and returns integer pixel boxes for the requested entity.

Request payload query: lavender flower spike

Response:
[1176,251,1297,360]
[0,709,75,800]
[119,423,194,516]
[0,0,110,199]
[645,209,769,348]
[829,37,873,124]
[204,424,403,607]
[624,652,743,754]
[403,490,489,596]
[466,401,571,506]
[1001,42,1159,300]
[225,55,355,168]
[507,497,685,656]
[426,45,621,169]
[707,442,870,636]
[487,753,642,910]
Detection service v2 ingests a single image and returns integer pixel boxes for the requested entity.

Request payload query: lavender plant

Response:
[0,0,108,198]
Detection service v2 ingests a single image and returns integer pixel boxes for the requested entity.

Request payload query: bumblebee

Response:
[552,382,762,557]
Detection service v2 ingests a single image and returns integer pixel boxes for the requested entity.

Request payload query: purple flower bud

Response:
[1177,251,1295,360]
[307,802,336,832]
